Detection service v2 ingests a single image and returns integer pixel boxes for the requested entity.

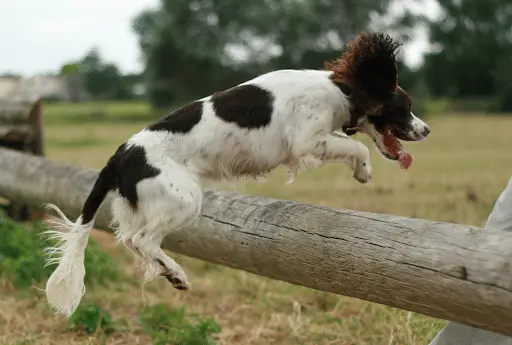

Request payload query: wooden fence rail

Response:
[1,147,512,337]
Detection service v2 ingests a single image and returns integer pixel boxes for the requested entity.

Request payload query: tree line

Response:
[59,0,512,112]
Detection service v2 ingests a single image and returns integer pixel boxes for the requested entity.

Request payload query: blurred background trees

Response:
[60,49,138,102]
[423,0,512,111]
[395,0,512,112]
[131,0,394,108]
[51,0,512,113]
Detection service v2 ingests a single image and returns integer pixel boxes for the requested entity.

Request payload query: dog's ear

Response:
[327,32,402,103]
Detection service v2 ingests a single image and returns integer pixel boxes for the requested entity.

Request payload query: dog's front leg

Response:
[313,134,372,183]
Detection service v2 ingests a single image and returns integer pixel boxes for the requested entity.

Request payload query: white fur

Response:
[43,204,93,316]
[44,69,380,317]
[407,112,430,140]
[132,69,372,182]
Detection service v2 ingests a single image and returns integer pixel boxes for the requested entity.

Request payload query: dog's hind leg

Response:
[130,220,190,290]
[109,195,150,272]
[131,164,203,291]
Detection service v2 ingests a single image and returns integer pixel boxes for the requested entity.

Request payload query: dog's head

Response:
[326,31,430,162]
[359,86,430,161]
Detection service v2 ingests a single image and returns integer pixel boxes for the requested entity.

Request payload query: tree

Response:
[79,48,131,100]
[410,0,512,108]
[132,0,394,108]
[59,63,86,102]
[61,49,135,101]
[60,63,80,76]
[0,72,22,79]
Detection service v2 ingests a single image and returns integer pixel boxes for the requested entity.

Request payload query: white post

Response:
[429,177,512,344]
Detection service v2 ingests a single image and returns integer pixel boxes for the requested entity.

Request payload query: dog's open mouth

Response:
[382,126,413,169]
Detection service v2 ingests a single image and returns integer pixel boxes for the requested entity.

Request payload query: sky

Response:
[0,0,438,77]
[0,0,159,76]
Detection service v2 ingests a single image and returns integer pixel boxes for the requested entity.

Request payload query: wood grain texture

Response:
[1,147,512,336]
[0,99,35,125]
[0,98,44,155]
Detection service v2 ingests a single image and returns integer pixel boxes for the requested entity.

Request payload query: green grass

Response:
[423,97,512,115]
[0,217,55,290]
[138,304,221,345]
[66,303,116,335]
[42,100,177,125]
[43,100,155,125]
[2,100,512,344]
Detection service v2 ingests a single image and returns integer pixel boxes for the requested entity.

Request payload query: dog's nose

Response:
[422,126,431,137]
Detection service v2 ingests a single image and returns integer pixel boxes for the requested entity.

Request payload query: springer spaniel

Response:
[43,32,430,317]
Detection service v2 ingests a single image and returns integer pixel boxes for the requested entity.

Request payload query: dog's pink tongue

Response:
[399,152,413,170]
[383,127,413,170]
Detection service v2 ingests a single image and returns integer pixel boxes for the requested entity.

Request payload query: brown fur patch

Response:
[325,32,402,104]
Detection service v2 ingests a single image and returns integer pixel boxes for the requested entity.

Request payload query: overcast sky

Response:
[0,0,437,77]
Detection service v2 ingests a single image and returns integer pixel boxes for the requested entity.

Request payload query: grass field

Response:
[2,101,512,345]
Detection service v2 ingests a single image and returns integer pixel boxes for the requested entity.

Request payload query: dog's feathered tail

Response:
[43,161,117,317]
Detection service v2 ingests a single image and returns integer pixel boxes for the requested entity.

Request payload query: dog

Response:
[43,31,430,317]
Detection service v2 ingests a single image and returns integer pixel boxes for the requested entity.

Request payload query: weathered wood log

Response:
[1,147,512,336]
[0,98,44,155]
[0,99,35,125]
[0,98,44,220]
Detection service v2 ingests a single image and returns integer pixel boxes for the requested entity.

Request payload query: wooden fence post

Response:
[0,98,45,220]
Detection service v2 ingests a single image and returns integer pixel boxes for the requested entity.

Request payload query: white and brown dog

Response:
[43,32,430,316]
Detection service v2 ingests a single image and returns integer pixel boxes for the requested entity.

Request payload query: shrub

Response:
[0,215,120,290]
[138,303,221,345]
[67,302,116,335]
[0,217,54,289]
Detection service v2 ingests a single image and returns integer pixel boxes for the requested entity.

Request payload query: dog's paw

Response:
[160,268,191,291]
[353,164,372,184]
[162,273,191,291]
[353,147,372,184]
[156,258,191,291]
